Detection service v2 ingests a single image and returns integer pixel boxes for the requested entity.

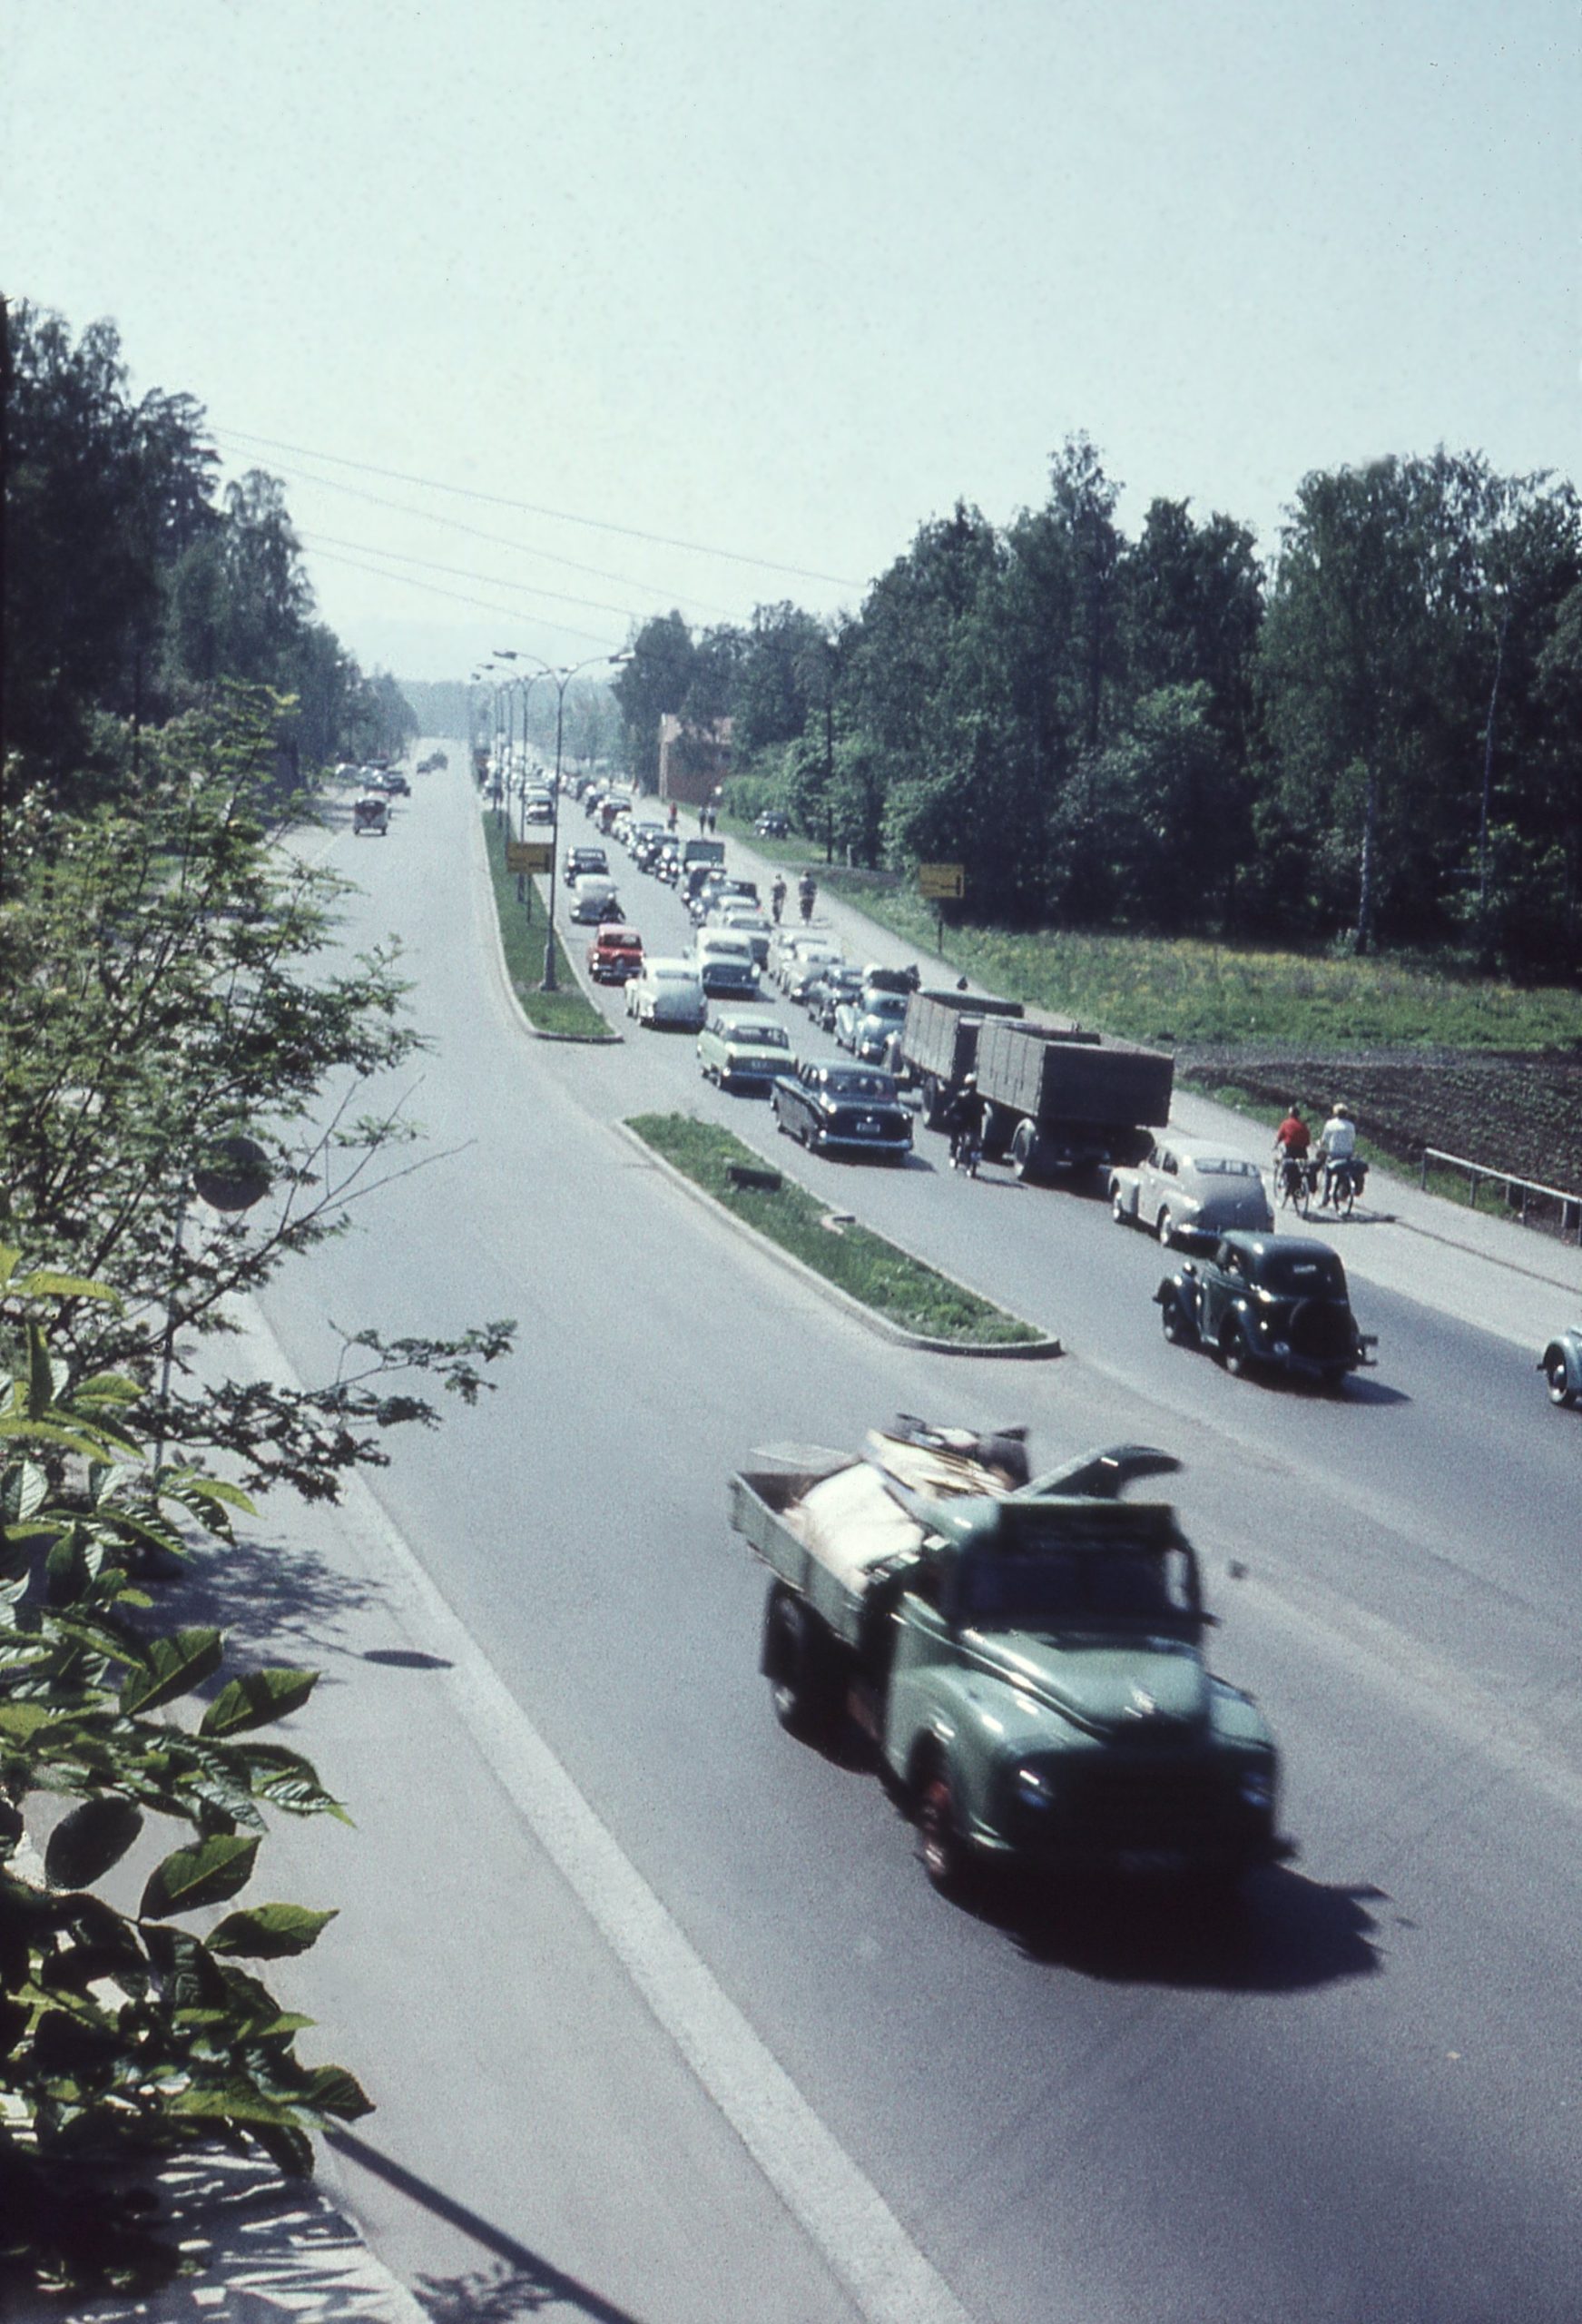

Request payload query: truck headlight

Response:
[1239,1766,1274,1812]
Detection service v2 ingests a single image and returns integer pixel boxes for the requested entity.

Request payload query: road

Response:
[254,760,1582,2324]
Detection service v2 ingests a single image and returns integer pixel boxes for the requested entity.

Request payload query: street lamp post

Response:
[493,646,631,991]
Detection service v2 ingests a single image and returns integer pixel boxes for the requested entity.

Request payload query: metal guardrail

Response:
[1420,1147,1582,1241]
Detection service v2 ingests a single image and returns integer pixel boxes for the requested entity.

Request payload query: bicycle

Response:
[1322,1157,1367,1217]
[1275,1151,1316,1217]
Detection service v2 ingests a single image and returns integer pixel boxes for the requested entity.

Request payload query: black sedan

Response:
[771,1061,912,1162]
[1155,1230,1376,1389]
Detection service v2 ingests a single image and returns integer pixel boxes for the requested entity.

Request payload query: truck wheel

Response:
[1010,1121,1041,1183]
[916,1765,972,1895]
[764,1590,833,1741]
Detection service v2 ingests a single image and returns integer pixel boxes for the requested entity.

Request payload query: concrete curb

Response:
[614,1120,1062,1359]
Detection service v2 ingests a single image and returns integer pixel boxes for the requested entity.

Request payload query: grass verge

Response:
[482,813,615,1039]
[627,1112,1043,1345]
[811,872,1582,1054]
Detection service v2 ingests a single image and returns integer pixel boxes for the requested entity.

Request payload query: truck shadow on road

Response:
[989,1864,1385,1993]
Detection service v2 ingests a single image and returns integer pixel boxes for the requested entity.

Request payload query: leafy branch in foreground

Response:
[0,689,515,1498]
[0,1260,368,2297]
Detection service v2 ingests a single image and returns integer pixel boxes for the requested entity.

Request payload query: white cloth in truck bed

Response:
[786,1433,1014,1596]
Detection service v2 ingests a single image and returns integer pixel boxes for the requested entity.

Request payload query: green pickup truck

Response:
[730,1426,1282,1897]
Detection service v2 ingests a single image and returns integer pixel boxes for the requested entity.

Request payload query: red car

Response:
[586,924,644,984]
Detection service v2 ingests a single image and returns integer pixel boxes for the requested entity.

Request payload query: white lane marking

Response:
[239,1303,980,2324]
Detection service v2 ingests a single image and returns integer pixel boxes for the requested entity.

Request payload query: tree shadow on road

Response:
[157,1526,388,1672]
[330,2131,644,2324]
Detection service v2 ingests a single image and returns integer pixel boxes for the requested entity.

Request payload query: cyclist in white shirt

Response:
[1319,1101,1357,1205]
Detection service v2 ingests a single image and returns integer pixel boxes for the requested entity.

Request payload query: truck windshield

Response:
[959,1544,1198,1630]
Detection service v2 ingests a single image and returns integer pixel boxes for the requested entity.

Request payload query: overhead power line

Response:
[299,529,645,625]
[215,425,864,590]
[237,450,742,620]
[305,543,624,655]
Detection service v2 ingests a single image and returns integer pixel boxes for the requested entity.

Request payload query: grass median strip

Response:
[627,1112,1043,1345]
[482,813,615,1039]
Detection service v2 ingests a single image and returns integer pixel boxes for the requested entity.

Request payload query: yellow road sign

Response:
[507,840,553,873]
[919,862,965,900]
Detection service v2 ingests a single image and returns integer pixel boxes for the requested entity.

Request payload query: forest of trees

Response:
[2,300,415,816]
[613,438,1582,973]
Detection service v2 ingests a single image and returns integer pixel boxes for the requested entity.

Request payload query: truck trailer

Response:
[974,1016,1174,1180]
[899,988,1026,1127]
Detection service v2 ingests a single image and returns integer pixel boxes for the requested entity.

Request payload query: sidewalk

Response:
[738,841,1582,1351]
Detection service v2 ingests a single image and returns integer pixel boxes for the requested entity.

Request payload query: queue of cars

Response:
[544,809,1400,1393]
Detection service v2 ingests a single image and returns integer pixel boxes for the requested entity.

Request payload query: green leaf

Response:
[207,1903,338,1959]
[301,2062,373,2121]
[1,1458,48,1524]
[12,1269,120,1309]
[140,1832,260,1920]
[200,1668,317,1738]
[44,1797,144,1889]
[119,1628,223,1716]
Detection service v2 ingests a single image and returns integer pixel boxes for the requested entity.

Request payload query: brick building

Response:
[657,714,732,808]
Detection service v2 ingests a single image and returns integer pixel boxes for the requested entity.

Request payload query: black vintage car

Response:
[1155,1230,1375,1390]
[771,1061,912,1162]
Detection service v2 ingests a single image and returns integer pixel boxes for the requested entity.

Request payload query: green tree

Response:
[0,693,514,1501]
[611,612,696,792]
[0,1254,368,2297]
[1258,455,1472,950]
[3,305,219,793]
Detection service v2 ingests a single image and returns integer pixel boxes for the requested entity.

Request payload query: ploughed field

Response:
[1184,1043,1582,1209]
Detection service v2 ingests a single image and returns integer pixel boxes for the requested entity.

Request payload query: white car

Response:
[696,1011,793,1088]
[626,958,707,1029]
[569,875,621,924]
[693,931,761,1000]
[1110,1134,1274,1243]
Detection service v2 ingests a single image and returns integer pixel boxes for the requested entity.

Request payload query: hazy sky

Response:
[5,1,1577,679]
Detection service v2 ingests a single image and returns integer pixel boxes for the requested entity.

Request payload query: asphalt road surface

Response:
[257,761,1582,2324]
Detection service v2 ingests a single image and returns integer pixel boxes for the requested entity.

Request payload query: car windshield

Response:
[1250,1248,1349,1296]
[864,995,908,1019]
[959,1543,1199,1630]
[824,1070,897,1098]
[729,1023,788,1047]
[653,967,695,982]
[1192,1157,1259,1177]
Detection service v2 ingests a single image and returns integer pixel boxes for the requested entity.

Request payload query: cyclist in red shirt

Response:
[1274,1104,1311,1160]
[1272,1104,1313,1206]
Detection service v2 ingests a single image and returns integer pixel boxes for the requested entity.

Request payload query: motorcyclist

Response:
[945,1074,984,1173]
[797,872,817,925]
[1319,1101,1358,1205]
[771,874,787,925]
